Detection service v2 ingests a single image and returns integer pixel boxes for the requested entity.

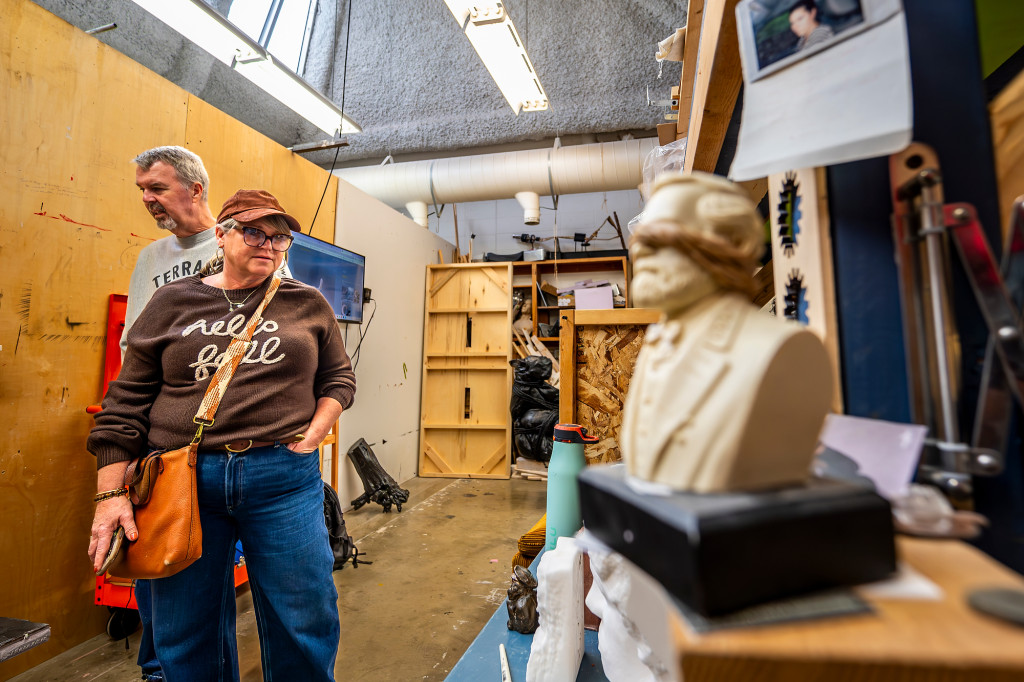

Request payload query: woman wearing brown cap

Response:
[88,189,355,681]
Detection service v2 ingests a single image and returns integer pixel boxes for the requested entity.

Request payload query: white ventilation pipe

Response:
[335,138,658,223]
[405,201,429,228]
[515,191,540,225]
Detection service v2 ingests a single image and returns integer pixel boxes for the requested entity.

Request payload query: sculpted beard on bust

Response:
[631,246,719,316]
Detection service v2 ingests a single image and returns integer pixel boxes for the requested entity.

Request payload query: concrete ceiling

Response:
[34,0,684,168]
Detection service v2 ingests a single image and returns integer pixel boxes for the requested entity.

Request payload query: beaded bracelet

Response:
[94,487,129,503]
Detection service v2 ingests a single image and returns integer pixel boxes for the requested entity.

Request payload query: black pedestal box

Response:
[578,465,896,617]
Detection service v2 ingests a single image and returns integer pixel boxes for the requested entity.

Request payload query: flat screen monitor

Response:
[288,232,365,324]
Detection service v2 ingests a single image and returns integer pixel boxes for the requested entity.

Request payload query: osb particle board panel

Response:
[0,0,341,675]
[559,309,660,465]
[575,325,648,464]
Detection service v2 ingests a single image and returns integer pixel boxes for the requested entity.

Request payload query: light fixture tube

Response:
[126,0,360,136]
[443,1,549,114]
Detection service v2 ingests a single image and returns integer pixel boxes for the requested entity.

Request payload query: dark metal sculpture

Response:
[510,356,560,463]
[346,438,410,512]
[322,482,366,569]
[506,565,539,634]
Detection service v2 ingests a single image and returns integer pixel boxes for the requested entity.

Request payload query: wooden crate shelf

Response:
[420,263,513,479]
[512,255,630,346]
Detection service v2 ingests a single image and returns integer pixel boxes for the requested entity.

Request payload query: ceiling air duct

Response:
[335,138,658,227]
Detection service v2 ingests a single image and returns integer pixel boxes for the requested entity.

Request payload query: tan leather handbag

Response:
[101,277,281,579]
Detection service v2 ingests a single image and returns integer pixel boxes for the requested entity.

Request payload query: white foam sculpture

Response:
[526,536,585,682]
[585,542,679,682]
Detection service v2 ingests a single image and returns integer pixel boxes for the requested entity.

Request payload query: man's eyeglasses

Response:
[238,226,294,252]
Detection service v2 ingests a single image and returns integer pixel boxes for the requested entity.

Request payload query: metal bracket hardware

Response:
[889,143,1014,499]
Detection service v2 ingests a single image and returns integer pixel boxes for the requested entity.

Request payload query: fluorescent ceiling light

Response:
[127,0,360,136]
[443,1,549,115]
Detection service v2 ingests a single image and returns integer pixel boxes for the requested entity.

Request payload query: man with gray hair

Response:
[113,145,220,681]
[120,145,219,354]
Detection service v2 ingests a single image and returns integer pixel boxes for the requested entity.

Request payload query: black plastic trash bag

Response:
[510,356,559,463]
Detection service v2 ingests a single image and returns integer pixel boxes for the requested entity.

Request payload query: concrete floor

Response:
[11,476,546,682]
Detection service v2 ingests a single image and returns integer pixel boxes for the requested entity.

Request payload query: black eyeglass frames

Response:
[238,226,293,252]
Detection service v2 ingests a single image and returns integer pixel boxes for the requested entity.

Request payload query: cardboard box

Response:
[574,286,613,310]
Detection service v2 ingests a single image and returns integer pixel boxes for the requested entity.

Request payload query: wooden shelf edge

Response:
[512,256,627,268]
[573,308,661,326]
[427,307,509,313]
[422,424,509,430]
[424,352,510,358]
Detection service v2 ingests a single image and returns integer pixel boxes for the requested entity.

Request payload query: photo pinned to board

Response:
[728,0,911,182]
[737,0,901,83]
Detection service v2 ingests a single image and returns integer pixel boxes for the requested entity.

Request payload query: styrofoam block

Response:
[585,572,654,681]
[526,536,584,682]
[587,543,679,682]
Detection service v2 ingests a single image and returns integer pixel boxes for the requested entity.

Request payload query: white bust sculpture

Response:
[621,172,832,493]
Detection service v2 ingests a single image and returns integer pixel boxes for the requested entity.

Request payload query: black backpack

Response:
[323,482,366,570]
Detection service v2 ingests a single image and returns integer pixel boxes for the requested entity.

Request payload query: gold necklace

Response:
[223,285,258,311]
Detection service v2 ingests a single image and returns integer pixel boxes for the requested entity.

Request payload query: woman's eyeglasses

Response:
[238,226,294,252]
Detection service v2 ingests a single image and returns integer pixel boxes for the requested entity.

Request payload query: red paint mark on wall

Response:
[32,211,111,231]
[130,233,157,242]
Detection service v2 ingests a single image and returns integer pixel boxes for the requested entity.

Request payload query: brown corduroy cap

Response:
[217,189,301,232]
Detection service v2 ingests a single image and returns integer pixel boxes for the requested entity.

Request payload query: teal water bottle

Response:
[546,424,599,550]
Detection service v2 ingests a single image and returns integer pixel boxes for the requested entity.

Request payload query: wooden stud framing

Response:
[684,0,744,172]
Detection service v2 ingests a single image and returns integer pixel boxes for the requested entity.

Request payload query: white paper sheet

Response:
[729,12,912,181]
[858,561,944,601]
[818,413,926,500]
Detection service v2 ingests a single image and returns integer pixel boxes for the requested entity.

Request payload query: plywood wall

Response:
[0,1,337,676]
[331,181,453,505]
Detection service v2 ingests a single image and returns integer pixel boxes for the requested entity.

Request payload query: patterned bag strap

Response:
[189,276,282,444]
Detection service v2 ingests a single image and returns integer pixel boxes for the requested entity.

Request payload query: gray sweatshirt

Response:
[119,229,290,355]
[120,230,218,356]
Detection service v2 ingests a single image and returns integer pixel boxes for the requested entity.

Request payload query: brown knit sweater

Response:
[89,275,356,469]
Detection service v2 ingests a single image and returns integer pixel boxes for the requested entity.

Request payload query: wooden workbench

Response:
[673,537,1024,681]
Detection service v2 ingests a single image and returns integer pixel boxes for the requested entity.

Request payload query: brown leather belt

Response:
[214,434,306,453]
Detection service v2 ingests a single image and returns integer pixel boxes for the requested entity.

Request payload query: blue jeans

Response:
[150,445,339,682]
[134,579,163,680]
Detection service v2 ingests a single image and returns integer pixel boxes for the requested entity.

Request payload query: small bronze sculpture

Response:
[506,565,539,634]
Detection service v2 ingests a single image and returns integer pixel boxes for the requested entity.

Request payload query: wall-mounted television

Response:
[288,232,366,324]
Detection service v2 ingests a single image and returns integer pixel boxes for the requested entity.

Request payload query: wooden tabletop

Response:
[672,537,1024,682]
